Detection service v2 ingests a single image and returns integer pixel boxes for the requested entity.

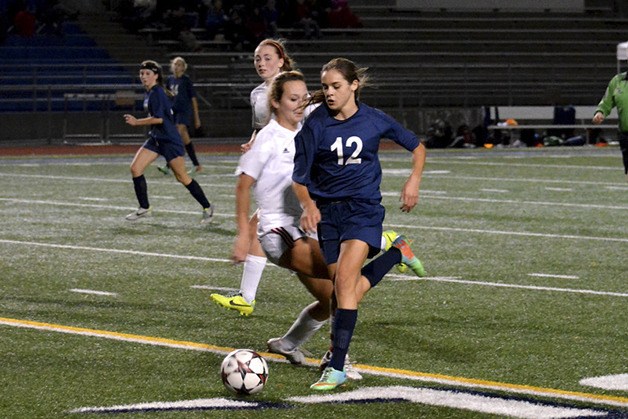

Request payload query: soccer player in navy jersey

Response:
[292,58,427,390]
[123,60,213,224]
[162,56,203,174]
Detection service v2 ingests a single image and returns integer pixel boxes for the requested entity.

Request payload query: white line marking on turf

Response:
[69,399,259,414]
[580,374,628,391]
[190,286,239,292]
[388,275,628,298]
[605,185,628,191]
[69,289,118,296]
[528,273,579,279]
[428,160,617,171]
[423,195,628,211]
[0,239,622,297]
[388,223,628,243]
[423,173,623,187]
[480,188,509,193]
[288,387,609,418]
[0,198,232,218]
[1,317,626,409]
[545,187,573,192]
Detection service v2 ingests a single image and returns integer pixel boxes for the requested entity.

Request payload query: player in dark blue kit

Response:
[124,60,213,224]
[160,56,203,175]
[292,58,427,390]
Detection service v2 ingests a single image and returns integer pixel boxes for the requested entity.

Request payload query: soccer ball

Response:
[220,349,268,395]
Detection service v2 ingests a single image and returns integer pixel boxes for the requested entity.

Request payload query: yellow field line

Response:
[1,316,627,408]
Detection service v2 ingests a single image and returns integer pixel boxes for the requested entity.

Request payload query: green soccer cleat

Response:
[382,229,408,273]
[210,292,255,316]
[319,350,362,380]
[310,367,347,391]
[391,235,426,277]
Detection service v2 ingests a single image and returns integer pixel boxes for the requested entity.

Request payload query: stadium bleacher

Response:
[2,0,628,141]
[0,21,137,113]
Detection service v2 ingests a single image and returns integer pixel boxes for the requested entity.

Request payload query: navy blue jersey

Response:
[143,85,182,143]
[293,103,420,202]
[166,74,196,127]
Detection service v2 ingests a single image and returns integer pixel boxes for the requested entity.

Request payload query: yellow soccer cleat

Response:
[210,292,255,316]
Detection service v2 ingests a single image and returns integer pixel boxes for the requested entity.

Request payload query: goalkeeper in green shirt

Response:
[593,72,628,180]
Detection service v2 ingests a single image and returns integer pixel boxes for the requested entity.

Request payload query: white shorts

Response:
[259,225,317,265]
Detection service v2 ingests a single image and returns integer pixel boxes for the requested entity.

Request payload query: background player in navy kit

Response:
[292,57,427,390]
[124,60,213,224]
[160,56,203,175]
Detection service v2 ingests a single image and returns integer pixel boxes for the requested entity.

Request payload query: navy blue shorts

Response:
[317,199,384,265]
[174,110,193,128]
[142,136,185,163]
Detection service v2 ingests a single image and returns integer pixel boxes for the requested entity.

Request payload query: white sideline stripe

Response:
[545,187,573,192]
[0,239,623,298]
[1,317,627,409]
[423,195,628,210]
[0,172,235,188]
[528,273,579,279]
[69,289,117,296]
[190,286,239,292]
[424,174,624,187]
[429,160,617,171]
[0,198,232,218]
[288,387,609,418]
[4,188,628,211]
[388,275,628,298]
[0,239,229,262]
[69,398,258,414]
[3,197,626,244]
[388,223,628,243]
[605,185,628,191]
[480,188,509,193]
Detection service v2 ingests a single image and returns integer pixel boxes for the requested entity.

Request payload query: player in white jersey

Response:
[210,39,296,316]
[231,71,335,364]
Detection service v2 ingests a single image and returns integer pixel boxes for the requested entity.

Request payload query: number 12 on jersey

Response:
[331,136,363,165]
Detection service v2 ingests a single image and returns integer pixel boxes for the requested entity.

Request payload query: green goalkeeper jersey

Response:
[595,72,628,132]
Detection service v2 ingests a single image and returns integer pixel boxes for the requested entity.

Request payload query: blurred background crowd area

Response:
[1,0,628,145]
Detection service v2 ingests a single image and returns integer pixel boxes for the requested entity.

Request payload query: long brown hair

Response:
[308,57,369,106]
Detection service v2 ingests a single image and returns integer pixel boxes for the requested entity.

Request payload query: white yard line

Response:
[69,288,118,296]
[388,275,628,298]
[528,273,579,279]
[0,239,624,298]
[388,223,628,243]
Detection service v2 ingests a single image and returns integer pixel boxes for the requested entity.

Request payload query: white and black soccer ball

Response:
[220,349,268,395]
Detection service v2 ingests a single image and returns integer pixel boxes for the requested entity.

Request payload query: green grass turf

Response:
[0,146,626,418]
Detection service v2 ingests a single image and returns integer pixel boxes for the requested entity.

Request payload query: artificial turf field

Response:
[0,144,626,418]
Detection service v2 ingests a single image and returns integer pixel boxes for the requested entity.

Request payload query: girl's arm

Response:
[124,115,163,126]
[232,174,256,263]
[400,142,426,213]
[192,97,201,129]
[292,182,320,233]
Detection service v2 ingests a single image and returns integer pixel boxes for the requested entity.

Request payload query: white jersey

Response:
[250,82,270,130]
[236,119,302,234]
